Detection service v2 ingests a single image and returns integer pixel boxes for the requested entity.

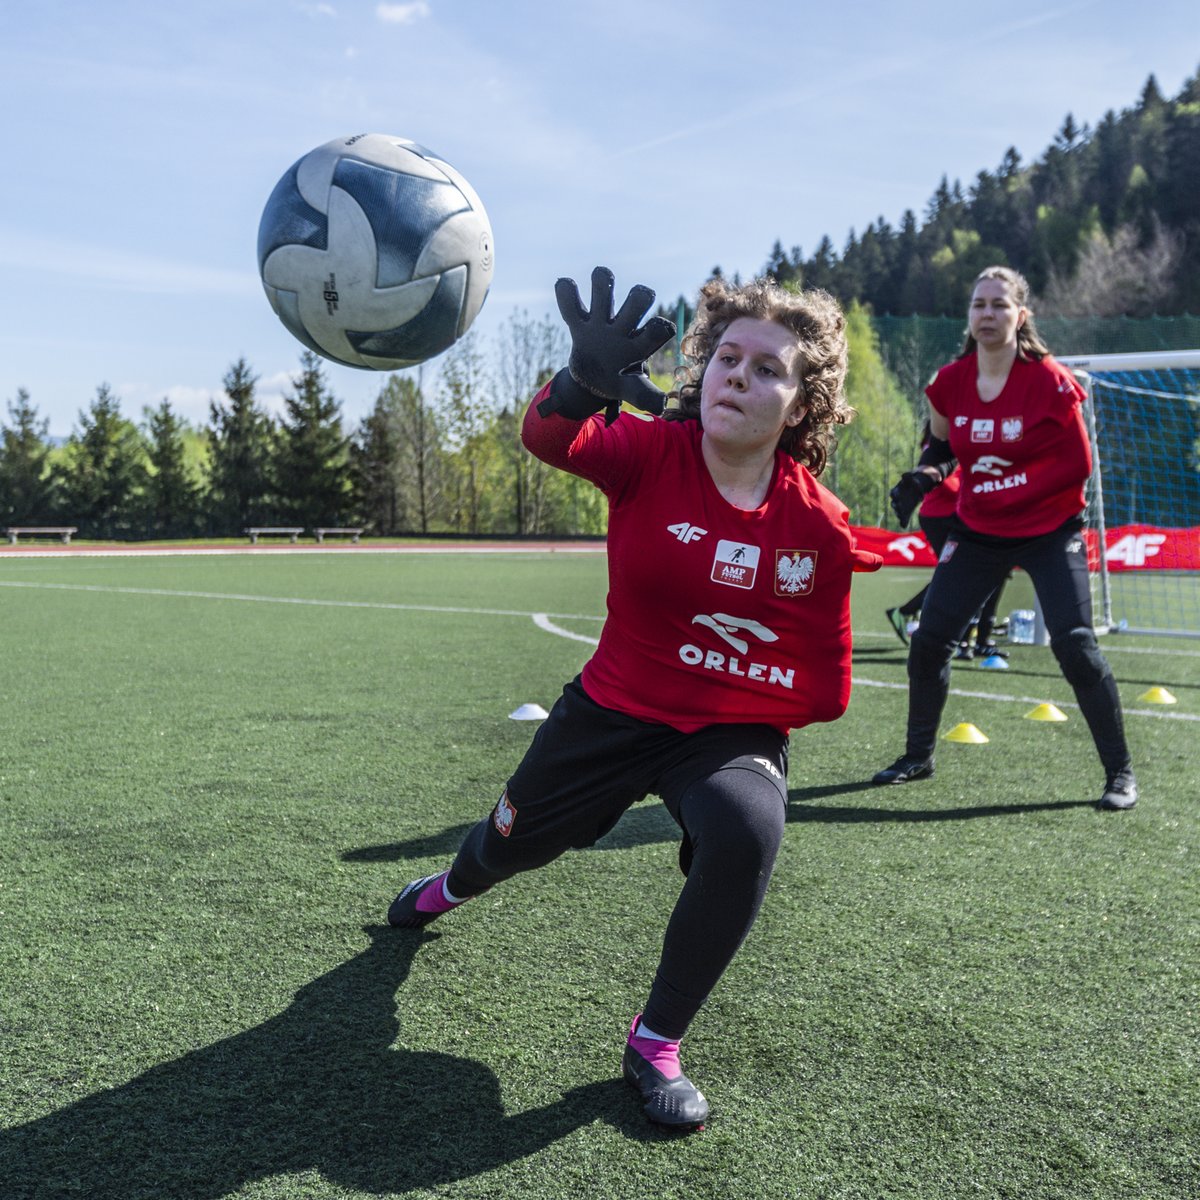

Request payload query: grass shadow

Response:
[1,926,653,1199]
[787,779,1097,822]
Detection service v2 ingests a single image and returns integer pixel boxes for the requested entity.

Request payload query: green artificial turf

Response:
[1,549,1196,1199]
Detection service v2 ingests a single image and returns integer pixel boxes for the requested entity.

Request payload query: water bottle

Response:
[1008,609,1035,645]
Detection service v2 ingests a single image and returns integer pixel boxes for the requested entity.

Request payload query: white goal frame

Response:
[1059,349,1200,638]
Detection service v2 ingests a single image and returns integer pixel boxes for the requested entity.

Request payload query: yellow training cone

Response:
[943,722,989,744]
[1025,703,1068,722]
[1138,686,1177,705]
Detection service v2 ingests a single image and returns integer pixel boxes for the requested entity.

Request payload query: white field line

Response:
[1,579,1193,722]
[0,544,605,559]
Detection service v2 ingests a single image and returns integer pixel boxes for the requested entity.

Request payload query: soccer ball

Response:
[256,133,494,370]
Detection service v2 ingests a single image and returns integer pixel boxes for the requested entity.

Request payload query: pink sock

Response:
[628,1015,682,1080]
[414,872,463,915]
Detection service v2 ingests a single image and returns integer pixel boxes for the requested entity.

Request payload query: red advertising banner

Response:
[852,524,1200,571]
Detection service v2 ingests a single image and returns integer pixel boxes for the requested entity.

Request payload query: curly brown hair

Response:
[666,276,852,475]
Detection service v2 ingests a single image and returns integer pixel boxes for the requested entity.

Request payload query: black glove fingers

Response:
[626,314,677,362]
[554,276,587,328]
[611,283,656,334]
[588,266,617,323]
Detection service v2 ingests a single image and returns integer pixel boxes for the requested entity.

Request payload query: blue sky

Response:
[2,1,1197,438]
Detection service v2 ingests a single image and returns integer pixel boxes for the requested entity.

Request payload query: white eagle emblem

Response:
[776,553,815,595]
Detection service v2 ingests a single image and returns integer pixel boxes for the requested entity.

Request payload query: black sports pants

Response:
[904,516,1130,774]
[445,678,789,1040]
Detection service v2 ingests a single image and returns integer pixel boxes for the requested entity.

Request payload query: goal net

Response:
[1059,350,1200,638]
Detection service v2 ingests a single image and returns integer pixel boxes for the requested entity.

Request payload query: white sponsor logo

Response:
[679,613,794,689]
[711,540,760,589]
[955,415,969,427]
[1108,533,1166,567]
[972,472,1028,495]
[668,521,707,544]
[970,455,1014,477]
[752,756,783,779]
[887,535,927,563]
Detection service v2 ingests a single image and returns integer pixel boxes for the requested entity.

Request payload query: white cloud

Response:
[376,2,430,24]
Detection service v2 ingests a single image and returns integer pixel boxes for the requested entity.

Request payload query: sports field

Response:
[1,547,1196,1200]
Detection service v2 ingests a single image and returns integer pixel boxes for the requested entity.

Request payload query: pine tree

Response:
[0,388,56,524]
[351,390,403,535]
[274,352,351,528]
[207,359,276,533]
[144,400,202,538]
[54,384,148,539]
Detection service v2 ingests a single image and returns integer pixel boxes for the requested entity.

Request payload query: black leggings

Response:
[904,517,1130,774]
[445,679,788,1040]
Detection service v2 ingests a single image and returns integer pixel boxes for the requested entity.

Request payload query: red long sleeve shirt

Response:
[522,390,879,734]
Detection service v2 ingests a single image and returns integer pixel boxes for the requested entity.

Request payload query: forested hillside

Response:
[754,70,1200,317]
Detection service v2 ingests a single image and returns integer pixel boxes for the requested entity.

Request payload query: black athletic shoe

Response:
[975,641,1008,659]
[872,755,935,785]
[387,873,453,928]
[885,607,909,647]
[1097,768,1138,811]
[954,642,974,661]
[622,1019,708,1131]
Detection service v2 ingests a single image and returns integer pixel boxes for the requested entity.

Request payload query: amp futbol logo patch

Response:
[971,419,994,443]
[775,550,817,596]
[493,791,517,837]
[711,540,760,589]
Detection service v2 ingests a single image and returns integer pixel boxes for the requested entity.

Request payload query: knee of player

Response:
[1050,626,1110,688]
[908,628,956,678]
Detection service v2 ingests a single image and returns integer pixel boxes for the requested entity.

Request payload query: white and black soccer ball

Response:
[257,133,494,370]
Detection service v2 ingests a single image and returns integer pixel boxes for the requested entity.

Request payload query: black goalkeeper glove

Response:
[537,266,675,425]
[889,470,940,528]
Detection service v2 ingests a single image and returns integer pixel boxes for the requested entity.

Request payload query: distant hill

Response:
[758,69,1200,318]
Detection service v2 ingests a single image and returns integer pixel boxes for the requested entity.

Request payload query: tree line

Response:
[733,69,1200,321]
[0,304,917,540]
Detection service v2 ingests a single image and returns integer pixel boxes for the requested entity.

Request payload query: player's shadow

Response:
[0,926,646,1200]
[787,780,1096,821]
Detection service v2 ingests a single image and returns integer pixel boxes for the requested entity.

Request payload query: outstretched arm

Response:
[536,266,675,426]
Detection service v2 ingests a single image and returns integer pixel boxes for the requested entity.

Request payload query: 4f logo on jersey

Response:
[775,550,817,596]
[711,540,760,589]
[1002,416,1023,442]
[668,521,707,544]
[971,418,994,443]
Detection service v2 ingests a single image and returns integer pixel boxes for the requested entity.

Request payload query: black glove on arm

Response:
[889,470,940,528]
[917,435,956,480]
[537,266,675,425]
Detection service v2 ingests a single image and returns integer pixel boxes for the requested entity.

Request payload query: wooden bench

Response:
[245,527,303,544]
[6,526,78,545]
[313,527,364,544]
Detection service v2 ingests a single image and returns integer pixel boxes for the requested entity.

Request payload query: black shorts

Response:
[499,676,789,853]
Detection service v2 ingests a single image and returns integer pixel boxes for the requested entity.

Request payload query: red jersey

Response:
[925,353,1090,537]
[522,389,880,735]
[920,465,961,520]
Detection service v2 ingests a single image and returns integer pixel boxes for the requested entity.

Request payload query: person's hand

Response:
[889,470,939,528]
[541,266,675,425]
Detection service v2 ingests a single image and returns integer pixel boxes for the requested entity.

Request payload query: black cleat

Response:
[975,641,1008,659]
[1097,768,1138,811]
[622,1023,708,1131]
[954,642,974,660]
[872,755,935,785]
[387,873,451,928]
[885,607,909,647]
